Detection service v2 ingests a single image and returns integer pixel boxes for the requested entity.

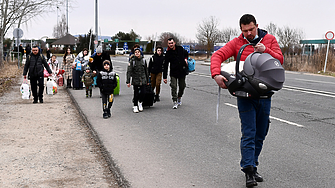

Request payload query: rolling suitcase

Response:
[72,69,83,89]
[142,84,155,107]
[113,73,120,95]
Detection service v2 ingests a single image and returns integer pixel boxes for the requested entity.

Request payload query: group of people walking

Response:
[22,13,285,187]
[126,37,189,113]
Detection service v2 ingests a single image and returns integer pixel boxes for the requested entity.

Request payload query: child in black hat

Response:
[97,60,117,118]
[82,65,95,97]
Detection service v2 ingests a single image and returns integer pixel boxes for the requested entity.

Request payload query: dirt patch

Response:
[0,62,120,187]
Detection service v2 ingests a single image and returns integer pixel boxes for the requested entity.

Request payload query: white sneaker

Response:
[138,102,143,112]
[173,101,178,109]
[177,98,182,106]
[133,106,139,113]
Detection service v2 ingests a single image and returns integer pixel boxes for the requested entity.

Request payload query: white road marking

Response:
[224,103,305,127]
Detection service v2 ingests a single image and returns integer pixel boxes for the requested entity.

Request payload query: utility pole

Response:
[66,0,69,34]
[57,6,59,38]
[95,0,98,50]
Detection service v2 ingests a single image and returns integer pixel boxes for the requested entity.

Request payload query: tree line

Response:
[0,1,315,69]
[195,16,305,58]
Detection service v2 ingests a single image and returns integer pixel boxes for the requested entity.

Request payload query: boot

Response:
[106,108,111,118]
[253,167,263,182]
[67,79,72,88]
[155,94,160,102]
[242,166,257,187]
[103,109,108,119]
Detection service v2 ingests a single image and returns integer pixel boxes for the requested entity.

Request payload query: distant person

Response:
[62,47,75,88]
[25,44,31,56]
[19,44,24,60]
[148,46,165,102]
[97,60,117,119]
[47,54,59,78]
[73,48,89,89]
[129,44,143,61]
[3,44,8,61]
[89,46,112,74]
[126,48,149,113]
[163,37,189,109]
[82,65,95,98]
[46,48,51,61]
[23,46,52,103]
[89,46,111,91]
[210,14,283,187]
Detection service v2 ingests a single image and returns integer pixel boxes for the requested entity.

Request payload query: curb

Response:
[66,88,130,188]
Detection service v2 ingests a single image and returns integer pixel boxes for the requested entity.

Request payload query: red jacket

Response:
[210,31,283,78]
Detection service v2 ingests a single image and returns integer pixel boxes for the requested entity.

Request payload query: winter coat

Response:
[23,53,52,79]
[97,69,117,95]
[25,45,31,55]
[62,54,75,79]
[126,56,149,86]
[47,58,59,76]
[148,53,165,74]
[163,45,189,79]
[75,51,90,70]
[82,71,95,87]
[89,52,112,72]
[211,28,283,78]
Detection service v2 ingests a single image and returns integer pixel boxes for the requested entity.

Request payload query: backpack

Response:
[26,53,45,63]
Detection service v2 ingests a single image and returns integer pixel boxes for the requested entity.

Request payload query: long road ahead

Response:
[67,55,335,188]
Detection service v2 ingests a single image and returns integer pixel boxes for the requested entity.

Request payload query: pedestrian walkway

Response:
[0,77,119,187]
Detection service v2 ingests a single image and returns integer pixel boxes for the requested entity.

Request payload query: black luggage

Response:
[72,69,83,89]
[142,85,155,107]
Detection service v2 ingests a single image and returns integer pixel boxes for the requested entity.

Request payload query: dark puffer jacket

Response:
[163,45,188,79]
[97,69,117,95]
[23,53,52,79]
[126,56,149,86]
[148,53,164,74]
[89,52,112,72]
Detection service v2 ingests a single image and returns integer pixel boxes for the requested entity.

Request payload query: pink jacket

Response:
[210,32,283,78]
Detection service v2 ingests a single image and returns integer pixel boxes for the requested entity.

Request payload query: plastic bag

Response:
[75,60,81,70]
[46,78,57,95]
[20,79,30,99]
[188,58,196,72]
[44,69,50,77]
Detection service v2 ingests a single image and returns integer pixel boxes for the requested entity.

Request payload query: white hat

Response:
[96,46,102,53]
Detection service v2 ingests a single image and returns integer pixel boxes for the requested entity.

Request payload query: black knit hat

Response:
[103,60,111,66]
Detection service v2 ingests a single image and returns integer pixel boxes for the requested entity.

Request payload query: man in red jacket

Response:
[211,14,283,187]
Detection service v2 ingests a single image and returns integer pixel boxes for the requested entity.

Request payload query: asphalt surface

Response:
[66,55,335,188]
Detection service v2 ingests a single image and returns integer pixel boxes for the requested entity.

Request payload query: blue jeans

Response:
[237,97,271,168]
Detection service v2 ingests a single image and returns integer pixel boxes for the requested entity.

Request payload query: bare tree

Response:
[159,32,183,47]
[0,0,64,67]
[276,26,304,55]
[53,14,68,38]
[265,22,278,37]
[196,16,220,58]
[217,27,239,43]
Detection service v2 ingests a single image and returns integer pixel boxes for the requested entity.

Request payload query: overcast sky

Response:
[7,0,335,41]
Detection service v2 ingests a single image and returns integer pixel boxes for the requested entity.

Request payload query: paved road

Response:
[67,55,335,188]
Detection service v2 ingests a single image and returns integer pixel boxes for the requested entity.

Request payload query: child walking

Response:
[97,60,117,119]
[82,66,95,97]
[126,48,149,113]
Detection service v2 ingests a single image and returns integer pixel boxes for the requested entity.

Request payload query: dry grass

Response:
[283,50,335,76]
[0,61,23,96]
